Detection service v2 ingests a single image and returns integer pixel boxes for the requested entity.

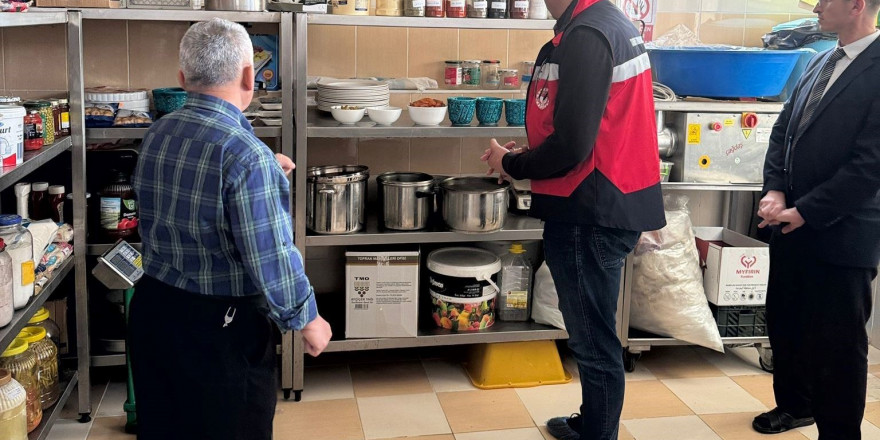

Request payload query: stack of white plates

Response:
[316,80,390,112]
[85,88,150,112]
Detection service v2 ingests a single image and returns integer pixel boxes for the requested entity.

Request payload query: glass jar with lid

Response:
[404,0,425,16]
[425,0,444,16]
[0,215,34,311]
[376,0,403,15]
[500,69,521,89]
[22,101,54,146]
[466,0,487,17]
[0,97,21,107]
[17,327,58,410]
[462,60,482,89]
[58,99,70,137]
[446,0,465,17]
[0,238,13,329]
[48,100,61,139]
[0,368,27,440]
[508,0,528,18]
[488,0,506,17]
[28,308,61,350]
[0,339,41,433]
[445,61,464,89]
[481,60,502,89]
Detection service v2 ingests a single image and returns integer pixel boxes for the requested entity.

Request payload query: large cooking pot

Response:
[206,0,266,11]
[377,172,435,231]
[439,177,510,233]
[307,165,369,234]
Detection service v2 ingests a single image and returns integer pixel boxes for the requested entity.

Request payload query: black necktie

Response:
[798,48,847,132]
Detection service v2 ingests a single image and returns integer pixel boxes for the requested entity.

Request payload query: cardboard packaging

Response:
[695,227,769,307]
[345,250,420,338]
[250,35,279,91]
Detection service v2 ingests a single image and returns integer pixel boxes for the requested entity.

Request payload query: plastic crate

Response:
[710,304,767,338]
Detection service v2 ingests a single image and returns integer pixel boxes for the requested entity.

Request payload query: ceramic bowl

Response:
[368,106,402,125]
[504,99,526,126]
[476,97,503,126]
[447,97,476,126]
[408,105,447,126]
[330,106,366,125]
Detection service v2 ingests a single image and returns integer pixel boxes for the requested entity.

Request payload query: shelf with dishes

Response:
[307,106,526,138]
[307,14,555,30]
[0,258,75,353]
[86,126,281,140]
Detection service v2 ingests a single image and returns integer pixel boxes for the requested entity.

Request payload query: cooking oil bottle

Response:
[498,243,531,321]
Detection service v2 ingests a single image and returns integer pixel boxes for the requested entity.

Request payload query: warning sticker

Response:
[724,119,735,127]
[687,124,701,144]
[742,129,753,140]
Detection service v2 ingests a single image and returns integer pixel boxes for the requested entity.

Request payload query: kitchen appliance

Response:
[665,112,779,184]
[307,165,369,234]
[439,177,509,233]
[376,172,435,231]
[509,179,531,212]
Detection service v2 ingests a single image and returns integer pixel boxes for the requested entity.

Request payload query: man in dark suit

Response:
[754,0,880,438]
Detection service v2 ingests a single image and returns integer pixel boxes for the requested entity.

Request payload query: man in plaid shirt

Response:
[129,18,331,440]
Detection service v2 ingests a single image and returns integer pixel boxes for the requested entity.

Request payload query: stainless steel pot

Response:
[307,165,369,234]
[439,177,510,233]
[377,172,435,231]
[206,0,266,11]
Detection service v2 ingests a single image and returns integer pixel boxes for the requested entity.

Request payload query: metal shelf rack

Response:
[28,371,79,440]
[86,126,281,140]
[0,259,75,352]
[307,107,527,138]
[307,14,556,29]
[0,137,72,192]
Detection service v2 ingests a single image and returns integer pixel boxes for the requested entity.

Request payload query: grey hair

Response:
[179,18,253,89]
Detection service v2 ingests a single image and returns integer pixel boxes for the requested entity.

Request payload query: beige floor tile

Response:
[869,347,880,365]
[422,359,478,392]
[623,415,722,440]
[697,347,769,377]
[515,382,582,426]
[731,375,776,409]
[351,361,433,398]
[640,347,726,380]
[375,436,455,440]
[86,416,128,440]
[621,380,694,420]
[869,374,880,403]
[867,402,880,428]
[46,418,92,440]
[662,377,767,415]
[536,420,633,440]
[454,427,545,440]
[797,420,880,440]
[275,398,363,440]
[95,381,127,418]
[358,393,451,439]
[870,364,880,376]
[302,365,355,402]
[61,378,109,420]
[625,361,658,382]
[700,413,809,440]
[438,389,534,433]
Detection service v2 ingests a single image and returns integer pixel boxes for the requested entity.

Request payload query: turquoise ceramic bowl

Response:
[476,97,503,126]
[504,99,526,126]
[447,97,476,126]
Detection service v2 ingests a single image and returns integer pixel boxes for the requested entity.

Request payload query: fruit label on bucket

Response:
[432,296,495,331]
[429,273,497,301]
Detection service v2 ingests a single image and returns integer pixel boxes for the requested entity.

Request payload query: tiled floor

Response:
[47,345,880,440]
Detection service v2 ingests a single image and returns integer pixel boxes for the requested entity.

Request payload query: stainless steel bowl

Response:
[439,177,510,233]
[307,165,369,234]
[377,172,435,231]
[206,0,266,11]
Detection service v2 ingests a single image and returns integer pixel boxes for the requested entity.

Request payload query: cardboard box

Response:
[345,250,419,338]
[250,35,279,91]
[695,227,769,307]
[35,0,124,7]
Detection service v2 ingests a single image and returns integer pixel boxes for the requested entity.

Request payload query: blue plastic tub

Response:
[648,48,804,98]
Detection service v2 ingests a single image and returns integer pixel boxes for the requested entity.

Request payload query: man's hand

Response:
[301,315,332,357]
[480,139,518,183]
[757,190,786,228]
[776,208,805,234]
[275,153,295,177]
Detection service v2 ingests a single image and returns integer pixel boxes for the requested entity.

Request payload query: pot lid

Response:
[377,172,434,186]
[308,165,369,183]
[440,177,509,194]
[427,247,501,278]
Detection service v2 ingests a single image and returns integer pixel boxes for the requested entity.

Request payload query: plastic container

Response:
[647,48,803,98]
[462,60,482,89]
[481,60,501,89]
[0,215,34,310]
[151,88,188,114]
[0,106,25,167]
[99,171,138,242]
[0,339,40,433]
[497,243,532,321]
[0,368,27,440]
[17,327,58,410]
[0,239,14,328]
[660,161,673,182]
[427,247,500,332]
[28,308,61,350]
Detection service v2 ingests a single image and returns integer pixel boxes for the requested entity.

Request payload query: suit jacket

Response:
[763,38,880,268]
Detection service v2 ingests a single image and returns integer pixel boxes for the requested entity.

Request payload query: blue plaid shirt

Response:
[133,93,317,332]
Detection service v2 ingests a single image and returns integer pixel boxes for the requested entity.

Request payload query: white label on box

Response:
[346,252,420,338]
[756,128,771,143]
[718,248,770,304]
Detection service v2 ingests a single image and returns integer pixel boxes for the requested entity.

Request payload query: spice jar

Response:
[29,183,49,222]
[425,0,444,16]
[22,102,54,146]
[0,339,41,433]
[528,0,547,18]
[488,0,506,17]
[0,368,27,440]
[445,61,464,89]
[467,0,487,17]
[17,327,58,410]
[48,186,65,224]
[501,69,521,89]
[22,111,43,152]
[462,61,482,89]
[49,100,61,139]
[0,216,34,311]
[446,0,465,17]
[58,99,70,137]
[376,0,403,15]
[0,239,12,329]
[481,60,502,89]
[28,308,61,351]
[508,0,528,18]
[404,0,425,16]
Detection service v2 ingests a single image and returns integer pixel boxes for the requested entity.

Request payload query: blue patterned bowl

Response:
[447,97,476,126]
[476,97,503,126]
[504,99,526,126]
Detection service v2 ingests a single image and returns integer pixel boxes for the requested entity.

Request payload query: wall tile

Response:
[356,26,408,78]
[743,14,792,47]
[508,30,552,71]
[699,13,746,46]
[0,30,5,92]
[5,90,69,100]
[308,24,356,78]
[83,20,129,89]
[657,0,701,12]
[128,21,189,89]
[390,94,411,109]
[653,12,701,38]
[358,138,410,175]
[746,0,807,14]
[408,28,458,83]
[410,138,461,175]
[307,138,359,166]
[4,24,68,92]
[459,29,509,68]
[460,137,490,174]
[701,0,747,13]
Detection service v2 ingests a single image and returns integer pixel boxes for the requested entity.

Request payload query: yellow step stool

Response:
[465,340,573,389]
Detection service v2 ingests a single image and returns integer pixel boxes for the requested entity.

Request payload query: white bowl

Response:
[368,106,402,126]
[408,105,447,126]
[330,106,366,125]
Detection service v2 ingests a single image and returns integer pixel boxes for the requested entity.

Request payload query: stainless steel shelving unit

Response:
[78,8,282,22]
[307,14,555,29]
[29,371,79,440]
[0,259,75,352]
[0,10,68,27]
[86,126,281,140]
[0,137,72,192]
[307,107,527,138]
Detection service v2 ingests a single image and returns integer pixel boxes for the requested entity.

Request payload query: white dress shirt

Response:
[822,30,880,98]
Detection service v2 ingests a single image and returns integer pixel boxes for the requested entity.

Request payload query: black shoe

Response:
[753,408,815,434]
[546,413,581,440]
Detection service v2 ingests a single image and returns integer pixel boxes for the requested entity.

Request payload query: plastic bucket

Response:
[427,247,500,331]
[0,105,25,167]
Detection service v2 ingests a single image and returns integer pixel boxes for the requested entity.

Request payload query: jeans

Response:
[543,221,640,440]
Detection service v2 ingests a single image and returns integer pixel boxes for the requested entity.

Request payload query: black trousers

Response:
[129,276,277,440]
[767,233,877,440]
